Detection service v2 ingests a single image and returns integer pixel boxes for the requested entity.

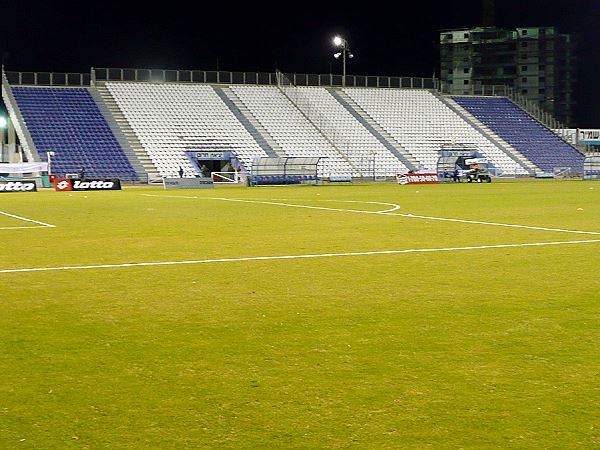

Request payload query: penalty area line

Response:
[0,226,53,230]
[0,211,56,228]
[141,194,401,214]
[210,197,600,236]
[1,239,600,274]
[141,195,600,236]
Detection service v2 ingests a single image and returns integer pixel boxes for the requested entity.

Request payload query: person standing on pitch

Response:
[178,166,184,178]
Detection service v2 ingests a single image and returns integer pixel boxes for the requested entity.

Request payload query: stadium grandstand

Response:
[0,67,586,182]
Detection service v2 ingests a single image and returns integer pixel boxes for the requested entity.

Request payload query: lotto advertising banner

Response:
[396,173,440,185]
[54,178,122,191]
[0,180,38,192]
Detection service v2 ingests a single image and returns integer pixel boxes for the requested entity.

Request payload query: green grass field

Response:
[1,180,599,448]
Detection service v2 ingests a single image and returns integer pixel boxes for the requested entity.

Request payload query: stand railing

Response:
[3,67,438,90]
[3,71,91,86]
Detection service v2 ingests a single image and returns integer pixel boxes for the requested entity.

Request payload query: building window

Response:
[446,34,453,40]
[464,33,469,39]
[464,80,470,85]
[522,89,528,94]
[522,65,528,71]
[522,77,527,83]
[449,69,453,74]
[539,89,545,94]
[539,76,546,82]
[521,42,528,48]
[522,29,528,35]
[464,68,469,73]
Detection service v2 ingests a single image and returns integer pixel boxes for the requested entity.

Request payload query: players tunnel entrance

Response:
[186,149,234,177]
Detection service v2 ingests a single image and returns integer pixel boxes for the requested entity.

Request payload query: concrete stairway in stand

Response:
[213,86,284,158]
[329,87,422,172]
[433,92,538,176]
[93,83,159,182]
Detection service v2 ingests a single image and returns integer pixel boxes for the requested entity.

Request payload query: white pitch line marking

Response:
[141,194,401,214]
[141,194,402,213]
[249,198,401,213]
[210,197,402,215]
[141,194,600,236]
[141,194,199,200]
[1,239,599,274]
[396,212,600,236]
[0,210,56,228]
[0,226,50,230]
[320,199,401,213]
[211,197,600,236]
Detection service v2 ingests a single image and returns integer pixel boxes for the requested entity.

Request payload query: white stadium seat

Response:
[344,88,530,174]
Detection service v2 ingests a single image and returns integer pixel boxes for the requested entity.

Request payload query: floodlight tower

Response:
[333,35,354,86]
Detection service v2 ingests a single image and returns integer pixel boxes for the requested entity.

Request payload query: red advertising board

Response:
[54,178,73,191]
[396,173,440,185]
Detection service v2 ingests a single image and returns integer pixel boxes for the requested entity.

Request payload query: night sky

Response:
[2,0,599,125]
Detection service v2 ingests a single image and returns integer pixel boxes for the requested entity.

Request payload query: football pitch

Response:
[1,180,599,448]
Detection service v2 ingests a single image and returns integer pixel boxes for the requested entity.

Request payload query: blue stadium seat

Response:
[12,87,139,181]
[453,97,584,173]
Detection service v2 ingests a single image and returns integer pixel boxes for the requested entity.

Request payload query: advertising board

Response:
[396,173,440,185]
[54,179,122,191]
[0,180,38,192]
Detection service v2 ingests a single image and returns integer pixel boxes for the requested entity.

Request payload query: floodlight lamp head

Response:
[333,36,343,46]
[47,151,55,157]
[334,53,341,59]
[0,116,7,129]
[348,53,354,59]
